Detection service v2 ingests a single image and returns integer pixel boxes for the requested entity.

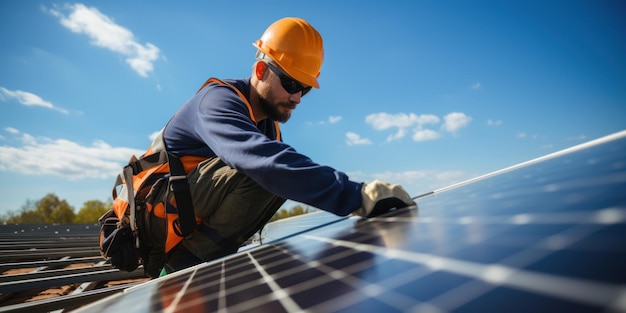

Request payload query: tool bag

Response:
[98,135,204,278]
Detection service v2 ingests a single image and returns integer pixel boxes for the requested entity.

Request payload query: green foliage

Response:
[268,204,310,223]
[12,209,45,224]
[1,194,307,225]
[0,194,111,225]
[74,200,112,224]
[38,193,75,223]
[1,194,76,224]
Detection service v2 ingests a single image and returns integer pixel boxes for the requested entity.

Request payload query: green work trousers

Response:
[165,157,285,272]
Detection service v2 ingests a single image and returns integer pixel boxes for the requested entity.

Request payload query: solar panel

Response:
[75,130,626,313]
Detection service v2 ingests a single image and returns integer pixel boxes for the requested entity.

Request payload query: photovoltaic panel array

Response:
[76,130,626,313]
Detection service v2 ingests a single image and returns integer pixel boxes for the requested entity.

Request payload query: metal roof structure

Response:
[0,224,147,313]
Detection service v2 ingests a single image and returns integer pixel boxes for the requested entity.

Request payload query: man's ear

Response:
[255,61,267,80]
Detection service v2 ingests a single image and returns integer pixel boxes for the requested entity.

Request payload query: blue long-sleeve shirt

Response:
[163,78,362,216]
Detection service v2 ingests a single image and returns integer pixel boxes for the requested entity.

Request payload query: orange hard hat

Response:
[253,17,324,88]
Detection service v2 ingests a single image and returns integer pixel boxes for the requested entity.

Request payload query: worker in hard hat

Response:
[154,17,416,274]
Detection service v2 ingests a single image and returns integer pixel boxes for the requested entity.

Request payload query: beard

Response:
[258,95,292,123]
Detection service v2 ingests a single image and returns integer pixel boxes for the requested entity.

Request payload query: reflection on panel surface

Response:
[77,131,626,313]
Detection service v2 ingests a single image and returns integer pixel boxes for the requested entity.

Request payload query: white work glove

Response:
[353,180,416,218]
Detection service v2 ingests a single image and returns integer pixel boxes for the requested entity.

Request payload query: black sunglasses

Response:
[265,62,312,96]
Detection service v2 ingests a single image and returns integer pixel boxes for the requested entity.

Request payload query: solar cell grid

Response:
[76,131,626,313]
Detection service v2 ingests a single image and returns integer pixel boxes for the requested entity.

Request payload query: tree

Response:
[74,200,111,224]
[13,208,45,224]
[291,205,307,216]
[0,194,76,224]
[3,199,44,224]
[268,204,310,223]
[36,193,75,223]
[2,200,39,224]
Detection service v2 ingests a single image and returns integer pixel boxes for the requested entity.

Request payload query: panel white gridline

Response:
[75,131,626,313]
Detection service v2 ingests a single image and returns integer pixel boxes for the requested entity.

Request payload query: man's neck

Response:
[248,82,267,122]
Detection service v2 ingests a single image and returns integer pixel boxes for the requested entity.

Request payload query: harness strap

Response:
[167,152,196,238]
[197,78,281,141]
[111,77,283,256]
[196,223,238,249]
[122,165,136,233]
[112,151,169,200]
[129,151,169,174]
[112,150,197,241]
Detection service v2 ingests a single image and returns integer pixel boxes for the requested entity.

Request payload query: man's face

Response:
[258,92,296,123]
[258,64,306,123]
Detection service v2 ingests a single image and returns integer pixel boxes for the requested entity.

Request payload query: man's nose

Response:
[288,92,302,105]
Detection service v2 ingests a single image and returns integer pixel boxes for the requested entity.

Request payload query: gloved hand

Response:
[353,180,416,218]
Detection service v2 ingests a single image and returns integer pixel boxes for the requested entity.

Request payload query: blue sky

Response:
[1,1,625,217]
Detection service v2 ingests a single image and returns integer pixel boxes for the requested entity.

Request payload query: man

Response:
[157,17,415,274]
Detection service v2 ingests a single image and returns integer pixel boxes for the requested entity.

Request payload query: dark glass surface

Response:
[75,131,626,313]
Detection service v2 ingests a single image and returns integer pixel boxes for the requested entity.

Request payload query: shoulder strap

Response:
[197,78,281,141]
[166,152,196,238]
[112,141,198,240]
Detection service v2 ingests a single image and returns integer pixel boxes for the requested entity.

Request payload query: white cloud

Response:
[366,113,440,141]
[472,82,481,90]
[47,3,161,77]
[328,116,342,124]
[5,127,19,134]
[365,111,472,143]
[442,112,472,133]
[435,170,466,181]
[412,129,441,142]
[487,119,503,126]
[149,130,163,142]
[366,113,439,131]
[347,169,474,197]
[345,132,372,146]
[309,115,342,125]
[386,128,406,142]
[567,135,587,141]
[0,131,144,180]
[0,87,68,114]
[365,170,429,183]
[517,133,541,140]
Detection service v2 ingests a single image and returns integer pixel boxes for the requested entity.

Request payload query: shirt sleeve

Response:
[190,84,363,216]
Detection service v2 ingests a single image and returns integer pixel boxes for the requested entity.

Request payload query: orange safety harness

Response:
[99,78,281,276]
